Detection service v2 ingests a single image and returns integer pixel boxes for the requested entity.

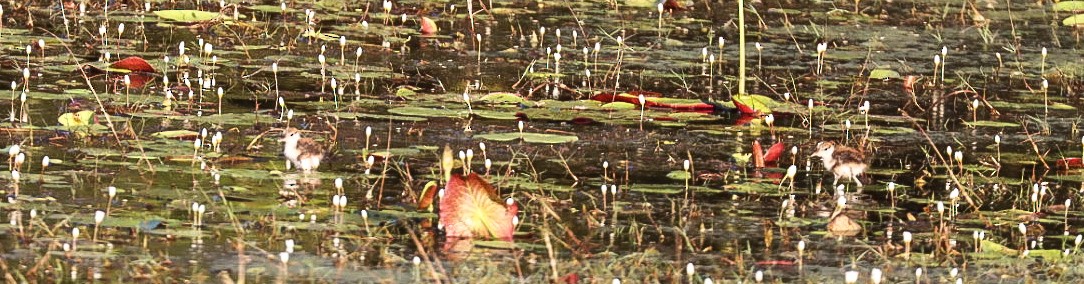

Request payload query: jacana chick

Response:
[281,128,325,173]
[810,141,867,187]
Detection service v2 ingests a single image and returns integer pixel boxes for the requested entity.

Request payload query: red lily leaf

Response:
[763,142,785,164]
[752,141,765,168]
[417,181,439,211]
[514,112,530,121]
[561,273,580,284]
[568,117,595,125]
[123,73,154,88]
[420,16,438,35]
[591,91,714,113]
[1057,158,1084,169]
[734,114,757,126]
[110,56,156,73]
[755,260,796,266]
[440,173,516,241]
[591,93,645,106]
[732,94,773,115]
[663,0,685,11]
[663,102,715,112]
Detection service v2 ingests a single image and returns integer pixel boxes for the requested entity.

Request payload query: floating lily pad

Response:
[869,69,901,79]
[479,92,528,105]
[601,102,637,110]
[58,110,96,127]
[964,120,1020,128]
[474,132,578,144]
[153,10,222,23]
[150,130,200,139]
[387,107,466,118]
[1056,1,1084,12]
[665,170,692,180]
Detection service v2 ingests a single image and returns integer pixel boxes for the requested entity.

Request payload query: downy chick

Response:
[281,128,325,173]
[810,141,867,187]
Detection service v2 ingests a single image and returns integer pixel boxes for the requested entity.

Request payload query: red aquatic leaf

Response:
[440,173,517,241]
[903,75,919,92]
[568,117,596,125]
[763,142,785,164]
[756,260,796,266]
[752,141,765,168]
[514,112,530,121]
[419,16,438,35]
[590,91,714,113]
[561,273,580,284]
[1056,158,1084,169]
[734,114,757,126]
[664,102,715,112]
[663,0,685,11]
[417,181,439,211]
[110,56,156,73]
[122,73,154,88]
[731,94,773,115]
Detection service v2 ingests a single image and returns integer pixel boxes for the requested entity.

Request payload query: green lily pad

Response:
[150,130,200,139]
[869,69,901,79]
[964,120,1020,128]
[665,170,692,180]
[58,111,96,127]
[153,10,222,23]
[474,132,578,144]
[387,107,466,118]
[1055,1,1084,12]
[479,92,529,105]
[601,102,637,110]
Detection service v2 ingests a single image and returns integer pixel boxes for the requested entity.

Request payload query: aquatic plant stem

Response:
[738,0,746,95]
[901,110,978,211]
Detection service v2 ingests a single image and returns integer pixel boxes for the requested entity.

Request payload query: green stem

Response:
[738,0,746,95]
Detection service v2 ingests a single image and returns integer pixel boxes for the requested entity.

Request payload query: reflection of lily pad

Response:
[147,228,207,238]
[474,132,578,144]
[964,120,1020,128]
[387,107,466,118]
[989,101,1075,111]
[150,130,199,139]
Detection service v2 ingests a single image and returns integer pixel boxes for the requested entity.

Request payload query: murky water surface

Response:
[2,0,1084,282]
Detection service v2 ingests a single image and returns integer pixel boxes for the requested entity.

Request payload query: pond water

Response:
[1,0,1084,282]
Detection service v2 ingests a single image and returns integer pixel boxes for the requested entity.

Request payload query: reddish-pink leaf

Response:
[561,273,580,284]
[752,141,765,168]
[439,173,516,241]
[663,0,685,11]
[763,142,785,164]
[755,260,796,266]
[568,117,596,125]
[109,56,156,73]
[1057,158,1084,169]
[420,16,438,35]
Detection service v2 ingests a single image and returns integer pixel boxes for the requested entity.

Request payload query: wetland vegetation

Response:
[3,0,1084,282]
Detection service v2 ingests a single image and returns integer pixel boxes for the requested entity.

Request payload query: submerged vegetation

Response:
[1,0,1084,282]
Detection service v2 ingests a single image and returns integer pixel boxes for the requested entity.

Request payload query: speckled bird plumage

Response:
[281,128,325,173]
[810,141,867,187]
